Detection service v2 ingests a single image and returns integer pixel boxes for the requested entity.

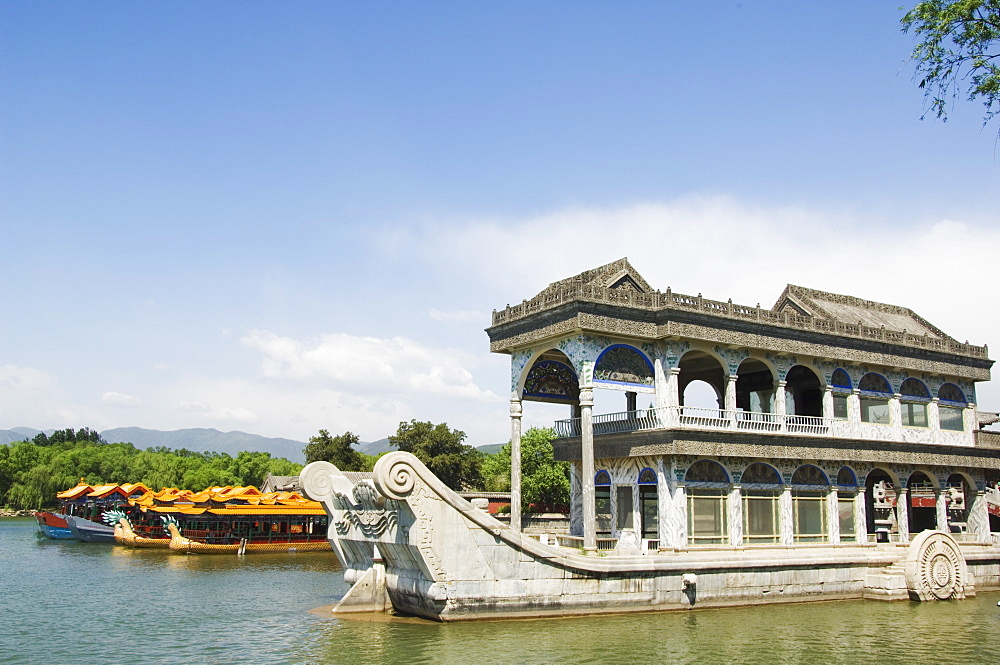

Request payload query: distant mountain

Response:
[356,437,394,456]
[101,427,308,462]
[0,428,39,445]
[476,443,505,455]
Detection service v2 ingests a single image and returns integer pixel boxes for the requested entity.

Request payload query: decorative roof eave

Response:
[489,281,989,362]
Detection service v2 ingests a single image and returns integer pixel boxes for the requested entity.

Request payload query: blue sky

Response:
[2,2,998,446]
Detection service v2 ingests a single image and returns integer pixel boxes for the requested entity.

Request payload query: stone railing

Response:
[554,406,976,447]
[491,285,988,359]
[974,430,1000,449]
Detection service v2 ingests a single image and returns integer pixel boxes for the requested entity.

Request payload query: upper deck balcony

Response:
[553,403,982,448]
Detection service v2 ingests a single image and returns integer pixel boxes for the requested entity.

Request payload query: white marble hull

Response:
[301,454,999,621]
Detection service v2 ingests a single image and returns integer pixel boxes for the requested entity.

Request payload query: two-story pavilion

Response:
[486,259,1000,553]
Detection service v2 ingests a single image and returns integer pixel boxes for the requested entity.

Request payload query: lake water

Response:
[3,517,999,665]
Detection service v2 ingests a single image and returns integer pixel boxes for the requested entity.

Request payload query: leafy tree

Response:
[902,1,1000,128]
[389,420,483,490]
[481,427,569,512]
[303,429,372,471]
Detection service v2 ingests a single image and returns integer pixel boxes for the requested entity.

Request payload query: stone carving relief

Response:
[510,349,534,394]
[332,482,399,539]
[904,530,970,601]
[715,346,750,375]
[764,353,799,381]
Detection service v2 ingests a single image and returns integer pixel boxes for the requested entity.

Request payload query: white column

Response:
[780,486,794,545]
[580,388,597,552]
[969,490,991,540]
[895,487,910,543]
[822,386,834,420]
[728,485,743,547]
[569,461,582,536]
[890,394,902,432]
[653,358,668,409]
[855,488,867,543]
[849,389,861,423]
[828,486,840,544]
[928,398,941,430]
[656,459,672,550]
[666,367,681,427]
[674,483,688,547]
[509,399,523,533]
[725,374,738,428]
[775,380,787,432]
[964,404,977,433]
[935,488,948,532]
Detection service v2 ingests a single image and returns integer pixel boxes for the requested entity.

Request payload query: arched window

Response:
[595,471,611,536]
[685,460,729,545]
[836,466,857,538]
[899,378,930,428]
[938,383,967,432]
[741,463,782,544]
[594,345,654,389]
[791,465,828,543]
[831,368,852,420]
[859,373,892,425]
[637,468,657,539]
[522,359,580,403]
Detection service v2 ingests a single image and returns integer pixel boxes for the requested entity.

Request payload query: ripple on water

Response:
[3,518,999,665]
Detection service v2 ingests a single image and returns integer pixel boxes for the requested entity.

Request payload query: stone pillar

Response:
[928,398,941,430]
[656,459,672,549]
[849,389,861,423]
[935,488,948,532]
[969,490,991,541]
[569,461,582,536]
[674,483,688,547]
[890,394,902,431]
[509,399,523,533]
[666,368,681,427]
[653,357,668,406]
[728,485,743,547]
[775,380,787,432]
[822,386,834,420]
[895,487,910,543]
[963,404,977,433]
[855,488,867,543]
[625,391,637,414]
[725,374,738,428]
[780,486,794,545]
[580,388,597,552]
[828,486,840,544]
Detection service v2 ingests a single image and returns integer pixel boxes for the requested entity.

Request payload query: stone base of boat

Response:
[301,454,1000,622]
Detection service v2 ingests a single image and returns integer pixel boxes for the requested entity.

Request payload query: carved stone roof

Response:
[532,258,653,300]
[489,260,989,362]
[773,285,953,341]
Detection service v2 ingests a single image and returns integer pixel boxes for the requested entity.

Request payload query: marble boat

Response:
[303,259,1000,621]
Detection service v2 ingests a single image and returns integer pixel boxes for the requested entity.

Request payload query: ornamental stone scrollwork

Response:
[557,334,611,384]
[715,347,750,375]
[843,365,868,388]
[662,340,691,369]
[510,349,535,394]
[921,374,947,395]
[904,530,971,601]
[333,482,399,539]
[764,353,799,381]
[885,370,909,394]
[812,360,840,385]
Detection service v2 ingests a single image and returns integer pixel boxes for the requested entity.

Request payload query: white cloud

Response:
[0,364,56,394]
[241,330,501,402]
[102,391,141,407]
[178,400,258,423]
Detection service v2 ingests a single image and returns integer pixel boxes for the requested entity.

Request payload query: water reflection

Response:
[296,594,1000,665]
[4,517,1000,665]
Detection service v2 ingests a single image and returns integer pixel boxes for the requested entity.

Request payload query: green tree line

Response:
[0,428,301,509]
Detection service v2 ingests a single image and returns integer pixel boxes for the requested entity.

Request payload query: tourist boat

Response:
[36,481,149,541]
[108,485,332,554]
[302,259,1000,621]
[34,511,74,539]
